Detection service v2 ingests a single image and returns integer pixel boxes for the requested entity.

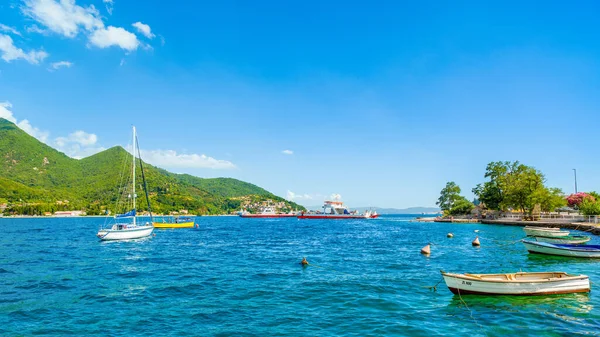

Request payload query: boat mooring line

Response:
[457,288,489,337]
[422,278,444,292]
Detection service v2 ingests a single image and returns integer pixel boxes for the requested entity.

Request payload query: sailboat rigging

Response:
[96,126,154,240]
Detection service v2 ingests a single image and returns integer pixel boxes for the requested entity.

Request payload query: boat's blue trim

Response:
[523,240,600,252]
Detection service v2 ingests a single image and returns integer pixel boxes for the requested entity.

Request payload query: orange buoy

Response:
[300,257,309,266]
[472,236,480,246]
[421,244,431,255]
[447,233,454,238]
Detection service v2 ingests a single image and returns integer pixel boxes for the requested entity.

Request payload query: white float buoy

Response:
[421,244,431,255]
[447,233,454,238]
[474,230,479,233]
[472,236,480,246]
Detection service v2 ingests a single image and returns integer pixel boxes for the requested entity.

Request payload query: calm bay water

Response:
[1,215,599,336]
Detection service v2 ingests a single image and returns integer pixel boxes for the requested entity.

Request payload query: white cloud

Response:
[119,58,125,66]
[286,190,314,201]
[49,60,73,70]
[0,34,48,64]
[103,0,114,15]
[0,101,49,142]
[23,0,145,52]
[139,149,236,170]
[56,143,105,159]
[0,101,105,159]
[282,149,293,155]
[0,24,21,36]
[54,131,103,158]
[89,26,139,51]
[55,130,97,147]
[132,22,154,39]
[23,0,104,38]
[25,24,47,34]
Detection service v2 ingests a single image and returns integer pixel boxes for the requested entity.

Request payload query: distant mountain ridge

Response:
[0,118,304,215]
[306,205,440,214]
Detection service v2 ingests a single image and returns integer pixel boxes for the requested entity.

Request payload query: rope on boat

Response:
[421,277,443,292]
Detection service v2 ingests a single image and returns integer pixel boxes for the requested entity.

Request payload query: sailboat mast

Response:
[132,126,136,226]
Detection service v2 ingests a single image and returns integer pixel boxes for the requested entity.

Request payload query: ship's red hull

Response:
[240,214,297,218]
[298,214,379,220]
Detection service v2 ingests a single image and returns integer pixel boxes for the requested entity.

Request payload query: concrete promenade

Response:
[481,219,600,235]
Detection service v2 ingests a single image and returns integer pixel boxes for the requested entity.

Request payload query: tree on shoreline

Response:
[472,161,565,215]
[437,181,474,215]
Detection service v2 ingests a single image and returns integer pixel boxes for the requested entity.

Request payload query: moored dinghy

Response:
[522,240,600,258]
[533,235,591,245]
[441,271,590,295]
[523,226,570,238]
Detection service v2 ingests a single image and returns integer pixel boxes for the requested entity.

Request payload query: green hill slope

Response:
[0,118,304,215]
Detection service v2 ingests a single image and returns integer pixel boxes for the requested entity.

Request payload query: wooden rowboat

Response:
[441,271,590,296]
[523,226,569,238]
[522,240,600,258]
[532,235,591,245]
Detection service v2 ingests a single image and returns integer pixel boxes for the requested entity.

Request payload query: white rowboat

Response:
[523,226,570,238]
[441,271,590,296]
[533,235,591,245]
[522,240,600,258]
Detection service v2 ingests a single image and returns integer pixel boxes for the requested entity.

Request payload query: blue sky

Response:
[1,1,600,208]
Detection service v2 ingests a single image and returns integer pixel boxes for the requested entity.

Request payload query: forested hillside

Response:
[0,118,304,215]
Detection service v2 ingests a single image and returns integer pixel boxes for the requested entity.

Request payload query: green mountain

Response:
[0,118,304,215]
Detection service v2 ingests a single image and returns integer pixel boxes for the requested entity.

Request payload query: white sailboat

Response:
[97,126,154,241]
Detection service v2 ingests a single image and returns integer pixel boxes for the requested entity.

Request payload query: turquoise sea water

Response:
[1,215,599,336]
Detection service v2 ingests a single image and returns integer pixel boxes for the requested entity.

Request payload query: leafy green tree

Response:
[448,196,475,215]
[436,182,462,212]
[472,161,508,210]
[472,161,563,215]
[537,187,566,212]
[579,198,600,215]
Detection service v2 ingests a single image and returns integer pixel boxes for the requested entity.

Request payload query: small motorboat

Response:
[153,216,195,228]
[523,226,569,238]
[441,271,590,295]
[532,235,591,245]
[522,240,600,258]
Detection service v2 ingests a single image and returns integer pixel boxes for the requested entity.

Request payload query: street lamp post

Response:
[573,169,578,194]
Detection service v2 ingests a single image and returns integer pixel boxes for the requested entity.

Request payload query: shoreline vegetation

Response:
[431,160,600,235]
[0,118,304,216]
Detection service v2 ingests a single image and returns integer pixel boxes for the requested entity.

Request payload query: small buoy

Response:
[472,236,480,246]
[447,233,454,238]
[300,257,309,266]
[421,244,431,255]
[474,230,479,233]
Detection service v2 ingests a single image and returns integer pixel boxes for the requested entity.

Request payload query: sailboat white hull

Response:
[97,225,154,241]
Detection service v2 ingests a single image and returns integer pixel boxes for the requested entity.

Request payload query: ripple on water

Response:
[1,216,599,336]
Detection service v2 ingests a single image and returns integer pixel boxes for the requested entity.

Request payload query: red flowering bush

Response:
[566,192,595,207]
